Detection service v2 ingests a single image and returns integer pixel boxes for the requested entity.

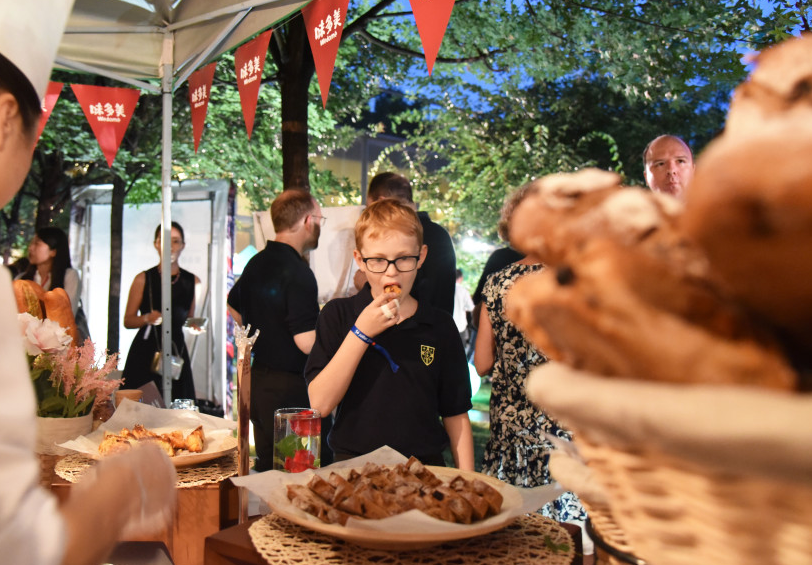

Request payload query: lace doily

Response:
[248,513,575,565]
[55,451,238,488]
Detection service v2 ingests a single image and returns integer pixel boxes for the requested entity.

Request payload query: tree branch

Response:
[357,0,478,22]
[356,29,505,65]
[343,0,402,38]
[124,167,147,195]
[563,0,703,36]
[521,0,567,42]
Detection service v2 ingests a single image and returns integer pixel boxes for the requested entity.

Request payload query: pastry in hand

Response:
[381,285,401,319]
[383,284,401,297]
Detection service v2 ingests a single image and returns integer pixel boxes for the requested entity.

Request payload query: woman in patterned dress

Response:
[473,182,586,524]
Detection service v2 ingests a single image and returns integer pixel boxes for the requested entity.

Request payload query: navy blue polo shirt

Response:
[305,286,472,459]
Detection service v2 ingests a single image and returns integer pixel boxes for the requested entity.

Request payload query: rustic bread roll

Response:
[506,240,797,390]
[724,35,812,139]
[683,130,812,343]
[13,279,80,344]
[509,169,685,268]
[506,167,799,389]
[508,169,620,264]
[512,180,736,333]
[14,279,44,317]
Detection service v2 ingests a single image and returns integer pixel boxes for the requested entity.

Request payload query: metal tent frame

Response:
[55,0,310,406]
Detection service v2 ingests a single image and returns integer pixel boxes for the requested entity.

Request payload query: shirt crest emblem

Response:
[420,345,435,366]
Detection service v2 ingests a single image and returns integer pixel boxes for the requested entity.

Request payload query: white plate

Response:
[59,424,237,468]
[265,465,523,550]
[84,429,238,468]
[167,434,237,467]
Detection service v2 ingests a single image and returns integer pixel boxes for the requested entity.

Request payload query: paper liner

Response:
[232,446,562,543]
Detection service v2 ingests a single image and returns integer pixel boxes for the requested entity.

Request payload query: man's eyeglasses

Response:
[309,215,327,226]
[361,255,420,273]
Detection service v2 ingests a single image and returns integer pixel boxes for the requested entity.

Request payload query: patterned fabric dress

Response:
[480,262,586,523]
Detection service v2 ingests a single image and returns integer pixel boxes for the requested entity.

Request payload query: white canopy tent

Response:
[55,0,311,406]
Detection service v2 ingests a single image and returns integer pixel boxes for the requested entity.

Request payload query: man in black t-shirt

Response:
[227,189,332,471]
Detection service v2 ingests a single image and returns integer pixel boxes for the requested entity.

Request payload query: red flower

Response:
[284,449,316,473]
[290,410,321,437]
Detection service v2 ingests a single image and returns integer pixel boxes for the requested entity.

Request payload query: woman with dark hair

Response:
[121,221,199,401]
[17,227,81,313]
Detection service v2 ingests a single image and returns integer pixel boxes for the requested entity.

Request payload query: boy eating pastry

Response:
[306,199,474,469]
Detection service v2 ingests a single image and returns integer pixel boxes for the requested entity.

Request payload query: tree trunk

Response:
[0,192,24,266]
[107,176,125,354]
[34,150,71,230]
[279,17,315,192]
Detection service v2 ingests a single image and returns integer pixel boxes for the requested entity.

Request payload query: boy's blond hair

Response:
[355,198,424,251]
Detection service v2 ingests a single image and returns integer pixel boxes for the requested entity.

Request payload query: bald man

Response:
[643,135,695,199]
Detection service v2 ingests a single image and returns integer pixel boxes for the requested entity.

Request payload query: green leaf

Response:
[274,432,305,461]
[543,535,570,553]
[39,395,67,417]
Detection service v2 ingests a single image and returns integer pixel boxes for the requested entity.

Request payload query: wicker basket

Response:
[528,364,812,565]
[547,447,644,565]
[583,504,644,565]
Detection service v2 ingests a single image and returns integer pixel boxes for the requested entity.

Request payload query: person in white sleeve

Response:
[0,4,177,564]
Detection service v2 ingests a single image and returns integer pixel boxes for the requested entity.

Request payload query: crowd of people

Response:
[250,139,693,548]
[1,3,704,563]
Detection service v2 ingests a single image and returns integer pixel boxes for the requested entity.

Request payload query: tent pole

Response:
[160,32,175,408]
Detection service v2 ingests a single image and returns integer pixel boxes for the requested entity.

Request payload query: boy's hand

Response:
[356,290,401,336]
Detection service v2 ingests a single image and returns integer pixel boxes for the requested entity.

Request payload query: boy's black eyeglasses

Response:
[361,255,420,273]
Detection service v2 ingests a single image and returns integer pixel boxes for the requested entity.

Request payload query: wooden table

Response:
[205,516,584,565]
[51,463,239,565]
[108,541,175,565]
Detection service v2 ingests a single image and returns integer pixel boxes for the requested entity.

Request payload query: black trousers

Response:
[250,363,333,471]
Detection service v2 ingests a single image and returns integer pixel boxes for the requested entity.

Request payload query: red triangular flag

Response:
[302,0,350,108]
[409,0,456,75]
[36,82,63,142]
[71,85,140,168]
[235,30,272,140]
[188,62,217,152]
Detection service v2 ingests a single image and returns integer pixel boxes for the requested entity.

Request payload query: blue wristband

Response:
[351,325,400,373]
